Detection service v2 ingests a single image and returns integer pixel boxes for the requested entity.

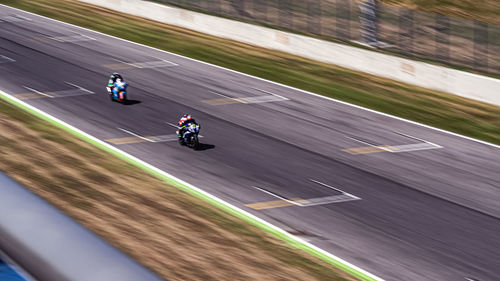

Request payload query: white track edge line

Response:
[2,4,498,151]
[0,88,385,281]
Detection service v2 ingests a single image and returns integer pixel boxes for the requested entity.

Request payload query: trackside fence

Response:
[149,0,499,75]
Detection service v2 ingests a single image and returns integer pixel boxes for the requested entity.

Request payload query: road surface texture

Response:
[0,5,499,281]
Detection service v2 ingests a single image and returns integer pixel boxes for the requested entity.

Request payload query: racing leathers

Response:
[106,73,124,93]
[111,79,128,100]
[177,115,197,139]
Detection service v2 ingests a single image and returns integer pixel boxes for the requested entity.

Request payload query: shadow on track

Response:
[196,143,215,151]
[123,99,141,105]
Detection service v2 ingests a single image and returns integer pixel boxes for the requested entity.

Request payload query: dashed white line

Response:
[252,181,361,207]
[50,34,96,42]
[251,186,304,206]
[345,135,393,152]
[309,179,361,200]
[0,55,15,63]
[252,87,289,100]
[65,82,94,94]
[165,122,180,129]
[209,91,234,99]
[345,133,442,153]
[22,86,54,98]
[117,127,156,143]
[394,131,442,148]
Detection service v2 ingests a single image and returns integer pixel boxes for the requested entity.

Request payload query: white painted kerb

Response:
[78,0,500,106]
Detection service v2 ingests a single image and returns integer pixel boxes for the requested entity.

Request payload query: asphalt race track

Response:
[1,5,500,281]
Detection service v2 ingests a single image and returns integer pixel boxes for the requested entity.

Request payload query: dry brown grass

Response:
[0,99,357,281]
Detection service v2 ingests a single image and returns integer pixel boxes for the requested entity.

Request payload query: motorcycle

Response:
[108,81,128,103]
[180,123,200,150]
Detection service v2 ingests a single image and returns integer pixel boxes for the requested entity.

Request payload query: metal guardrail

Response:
[150,0,498,75]
[0,172,164,281]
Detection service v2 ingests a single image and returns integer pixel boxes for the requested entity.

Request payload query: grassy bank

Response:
[2,0,499,145]
[0,98,358,281]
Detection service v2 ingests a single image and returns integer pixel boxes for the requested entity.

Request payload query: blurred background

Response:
[150,0,499,75]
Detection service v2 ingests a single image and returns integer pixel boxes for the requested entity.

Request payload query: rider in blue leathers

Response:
[106,72,123,93]
[111,78,128,101]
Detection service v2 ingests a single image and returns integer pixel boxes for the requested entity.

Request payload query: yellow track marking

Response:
[102,63,134,70]
[12,93,46,100]
[343,145,394,155]
[105,136,159,145]
[245,198,306,210]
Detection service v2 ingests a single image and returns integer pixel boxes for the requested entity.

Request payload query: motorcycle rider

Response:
[111,78,128,100]
[176,114,198,140]
[106,72,124,94]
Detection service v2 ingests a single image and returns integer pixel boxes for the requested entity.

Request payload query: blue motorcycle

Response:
[109,81,128,103]
[180,123,200,150]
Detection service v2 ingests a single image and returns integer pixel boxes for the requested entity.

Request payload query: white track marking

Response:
[389,143,441,153]
[112,58,128,64]
[65,82,94,94]
[310,179,361,200]
[345,135,393,152]
[301,194,359,206]
[50,34,95,42]
[252,87,289,100]
[23,86,54,98]
[209,91,232,99]
[0,55,15,63]
[117,127,156,143]
[240,95,288,104]
[127,60,177,69]
[252,181,361,207]
[385,132,442,153]
[393,131,442,148]
[345,133,442,153]
[208,89,288,104]
[251,186,305,206]
[152,56,179,66]
[160,59,178,66]
[112,58,178,69]
[165,121,180,129]
[23,84,94,99]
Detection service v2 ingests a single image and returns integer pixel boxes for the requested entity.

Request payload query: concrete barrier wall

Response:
[79,0,500,106]
[0,172,164,281]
